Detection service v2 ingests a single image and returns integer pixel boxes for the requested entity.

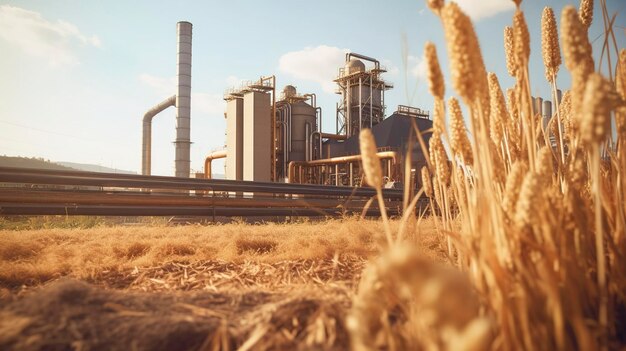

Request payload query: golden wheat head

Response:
[359,128,383,189]
[421,166,434,198]
[561,6,593,72]
[578,0,594,30]
[440,2,488,106]
[541,7,561,82]
[581,73,624,145]
[513,10,530,72]
[448,97,474,165]
[504,26,517,77]
[487,73,507,146]
[425,41,445,100]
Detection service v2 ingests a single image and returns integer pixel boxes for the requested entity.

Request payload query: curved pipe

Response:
[310,132,348,160]
[204,150,227,179]
[316,106,322,134]
[276,103,292,175]
[142,95,176,176]
[286,103,292,152]
[305,122,311,162]
[288,151,398,184]
[304,93,316,108]
[311,131,321,160]
[346,52,380,70]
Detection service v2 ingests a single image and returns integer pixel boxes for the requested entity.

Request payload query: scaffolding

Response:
[334,53,393,138]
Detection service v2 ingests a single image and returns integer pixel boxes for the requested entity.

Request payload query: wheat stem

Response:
[376,187,393,247]
[591,144,608,351]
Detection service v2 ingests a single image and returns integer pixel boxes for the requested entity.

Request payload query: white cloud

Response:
[225,75,246,88]
[454,0,515,21]
[278,45,349,94]
[382,59,400,76]
[0,5,101,66]
[193,92,225,115]
[408,55,428,80]
[139,74,176,98]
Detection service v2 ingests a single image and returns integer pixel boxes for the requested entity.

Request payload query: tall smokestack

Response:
[175,21,192,178]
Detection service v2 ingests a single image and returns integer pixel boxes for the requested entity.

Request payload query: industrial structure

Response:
[141,21,193,178]
[217,54,433,189]
[140,21,433,191]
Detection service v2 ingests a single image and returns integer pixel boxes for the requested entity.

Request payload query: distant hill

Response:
[57,162,136,175]
[0,156,76,171]
[0,156,136,175]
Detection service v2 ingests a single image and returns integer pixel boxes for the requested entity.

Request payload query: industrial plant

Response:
[140,21,436,193]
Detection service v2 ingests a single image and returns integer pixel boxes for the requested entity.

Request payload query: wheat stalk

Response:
[359,129,392,246]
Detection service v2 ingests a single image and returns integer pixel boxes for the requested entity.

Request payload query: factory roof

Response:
[325,110,433,156]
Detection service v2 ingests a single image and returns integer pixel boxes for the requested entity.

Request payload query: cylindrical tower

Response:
[175,21,192,178]
[290,101,316,162]
[334,53,391,138]
[542,100,552,119]
[531,97,544,117]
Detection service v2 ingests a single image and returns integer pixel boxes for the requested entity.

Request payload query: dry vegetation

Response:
[0,218,443,290]
[347,0,626,350]
[0,218,445,350]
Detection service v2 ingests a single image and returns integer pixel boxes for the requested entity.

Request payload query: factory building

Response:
[220,53,433,189]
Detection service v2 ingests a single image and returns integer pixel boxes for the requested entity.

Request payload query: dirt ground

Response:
[0,218,444,350]
[0,261,359,351]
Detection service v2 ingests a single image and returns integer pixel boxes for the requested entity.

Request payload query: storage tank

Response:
[282,85,297,99]
[243,91,271,182]
[534,97,544,117]
[289,100,317,162]
[543,100,552,119]
[345,59,365,75]
[225,97,244,180]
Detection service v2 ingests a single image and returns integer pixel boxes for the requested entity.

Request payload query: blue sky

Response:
[0,0,624,176]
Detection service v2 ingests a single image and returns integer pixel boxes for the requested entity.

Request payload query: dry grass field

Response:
[0,218,446,350]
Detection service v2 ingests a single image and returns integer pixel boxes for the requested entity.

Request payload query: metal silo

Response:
[543,100,552,119]
[243,91,272,182]
[289,100,317,162]
[225,96,244,180]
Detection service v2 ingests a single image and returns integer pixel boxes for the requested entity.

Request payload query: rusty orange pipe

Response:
[288,151,398,183]
[204,150,227,179]
[320,133,348,140]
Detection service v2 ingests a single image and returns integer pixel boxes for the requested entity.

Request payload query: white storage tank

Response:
[243,91,271,182]
[225,97,244,180]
